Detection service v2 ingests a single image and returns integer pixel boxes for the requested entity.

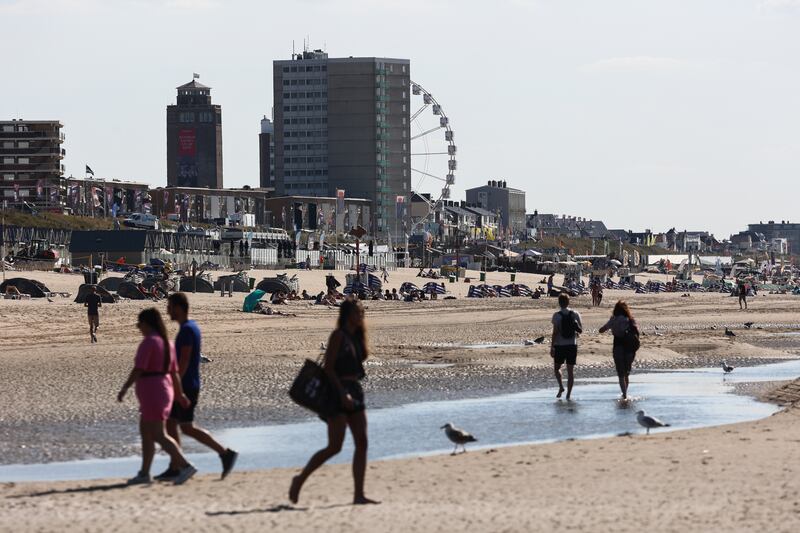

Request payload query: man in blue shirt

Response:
[156,292,238,481]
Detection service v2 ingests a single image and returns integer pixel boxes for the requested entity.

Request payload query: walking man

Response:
[84,285,102,343]
[550,293,582,400]
[157,292,238,480]
[738,279,748,310]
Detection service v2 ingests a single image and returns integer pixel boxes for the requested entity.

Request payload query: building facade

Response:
[747,221,800,255]
[272,50,411,239]
[465,180,526,236]
[0,120,65,208]
[166,79,223,189]
[259,117,275,189]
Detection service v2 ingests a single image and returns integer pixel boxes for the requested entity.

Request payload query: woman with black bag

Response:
[599,301,640,400]
[289,299,378,505]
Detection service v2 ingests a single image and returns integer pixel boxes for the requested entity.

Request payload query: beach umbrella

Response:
[243,289,266,313]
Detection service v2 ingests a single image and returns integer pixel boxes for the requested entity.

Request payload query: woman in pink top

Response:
[118,308,197,485]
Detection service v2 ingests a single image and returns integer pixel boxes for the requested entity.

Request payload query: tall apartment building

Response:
[273,49,411,238]
[166,79,223,189]
[466,180,527,236]
[258,116,275,189]
[0,120,65,207]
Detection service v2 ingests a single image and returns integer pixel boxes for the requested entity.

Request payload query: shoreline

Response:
[2,383,799,532]
[1,357,795,480]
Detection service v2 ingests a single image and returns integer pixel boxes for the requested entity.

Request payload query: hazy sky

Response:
[2,0,799,238]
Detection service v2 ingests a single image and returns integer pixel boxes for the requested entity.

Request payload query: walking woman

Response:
[118,308,197,485]
[289,299,378,505]
[598,301,640,400]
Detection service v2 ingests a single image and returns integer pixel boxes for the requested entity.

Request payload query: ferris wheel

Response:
[409,81,456,232]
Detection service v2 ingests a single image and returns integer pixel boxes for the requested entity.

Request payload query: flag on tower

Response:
[85,165,94,176]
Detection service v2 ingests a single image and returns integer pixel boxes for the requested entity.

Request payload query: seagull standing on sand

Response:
[743,322,754,329]
[722,361,734,373]
[636,410,670,435]
[441,423,477,454]
[725,328,736,338]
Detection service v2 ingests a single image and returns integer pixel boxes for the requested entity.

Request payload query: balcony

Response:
[0,131,64,141]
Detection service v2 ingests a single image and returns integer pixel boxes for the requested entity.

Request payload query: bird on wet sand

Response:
[636,410,670,435]
[722,361,734,373]
[441,423,477,454]
[743,322,754,329]
[525,336,546,345]
[725,328,736,338]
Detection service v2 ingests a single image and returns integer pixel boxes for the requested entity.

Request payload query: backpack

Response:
[559,310,582,339]
[622,323,640,353]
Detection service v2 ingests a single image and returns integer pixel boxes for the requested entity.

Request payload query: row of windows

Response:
[285,169,329,176]
[283,117,327,125]
[282,78,327,86]
[178,111,216,123]
[285,156,328,164]
[2,157,30,164]
[284,143,328,151]
[283,130,327,138]
[283,91,328,99]
[1,141,30,148]
[282,65,328,73]
[286,183,328,191]
[283,104,328,112]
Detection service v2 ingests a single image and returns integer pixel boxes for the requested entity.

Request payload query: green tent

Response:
[243,289,266,313]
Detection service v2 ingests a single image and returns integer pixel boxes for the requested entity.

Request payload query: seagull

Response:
[743,322,754,329]
[320,342,327,351]
[441,423,477,454]
[200,354,212,363]
[524,337,546,346]
[725,328,736,338]
[722,361,734,373]
[636,410,670,435]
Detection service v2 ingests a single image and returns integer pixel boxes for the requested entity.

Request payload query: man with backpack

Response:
[551,293,583,400]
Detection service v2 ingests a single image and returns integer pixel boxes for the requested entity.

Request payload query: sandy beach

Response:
[1,267,800,531]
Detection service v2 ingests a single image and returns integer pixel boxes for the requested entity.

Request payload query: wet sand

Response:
[1,268,799,464]
[2,397,799,532]
[2,268,800,531]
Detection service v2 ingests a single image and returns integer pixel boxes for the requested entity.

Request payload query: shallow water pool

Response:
[1,359,797,482]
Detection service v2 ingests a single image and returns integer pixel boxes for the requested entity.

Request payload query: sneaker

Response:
[154,467,180,481]
[172,464,197,486]
[126,471,152,485]
[220,449,239,480]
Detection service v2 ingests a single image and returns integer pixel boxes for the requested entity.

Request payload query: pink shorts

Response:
[135,375,174,422]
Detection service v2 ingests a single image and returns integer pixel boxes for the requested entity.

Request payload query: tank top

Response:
[333,330,366,380]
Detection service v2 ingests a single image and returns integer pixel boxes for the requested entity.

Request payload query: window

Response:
[199,112,213,123]
[18,157,29,164]
[179,112,194,123]
[3,157,13,164]
[3,173,13,181]
[283,67,290,72]
[18,141,29,148]
[2,142,12,148]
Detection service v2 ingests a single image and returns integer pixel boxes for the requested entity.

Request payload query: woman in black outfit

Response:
[289,299,378,505]
[598,300,639,399]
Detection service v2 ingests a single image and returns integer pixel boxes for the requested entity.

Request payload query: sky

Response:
[2,0,799,238]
